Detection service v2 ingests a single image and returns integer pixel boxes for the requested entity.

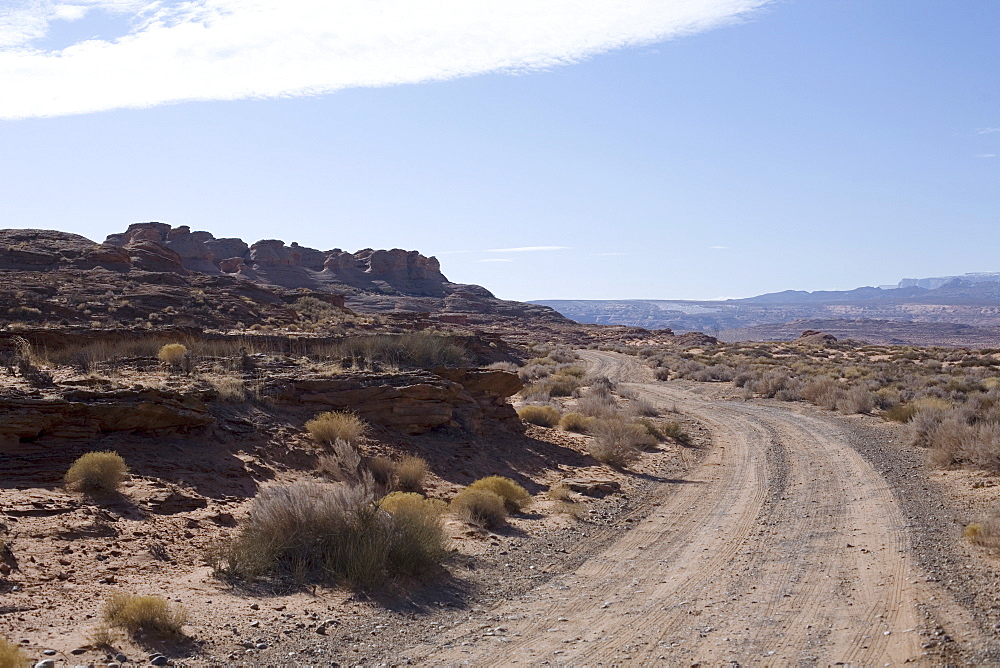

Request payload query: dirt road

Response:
[411,351,985,665]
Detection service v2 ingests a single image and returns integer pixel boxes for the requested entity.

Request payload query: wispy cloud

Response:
[0,0,771,119]
[594,252,625,256]
[709,245,730,249]
[977,127,1000,135]
[486,246,569,253]
[478,258,514,263]
[975,153,997,159]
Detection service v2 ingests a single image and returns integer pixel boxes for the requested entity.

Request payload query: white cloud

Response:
[977,127,1000,135]
[0,0,771,119]
[486,245,569,253]
[975,153,996,159]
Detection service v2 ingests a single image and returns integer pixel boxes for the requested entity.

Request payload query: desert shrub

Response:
[559,411,596,433]
[450,488,507,527]
[0,637,27,668]
[661,421,692,446]
[518,405,561,427]
[837,386,875,414]
[467,476,531,512]
[546,347,579,364]
[884,402,917,423]
[908,409,949,448]
[637,418,665,443]
[306,411,367,444]
[965,511,1000,549]
[207,375,249,402]
[801,377,838,404]
[378,493,448,574]
[576,392,618,418]
[631,398,660,417]
[328,333,469,369]
[653,367,671,381]
[103,593,187,635]
[546,484,573,502]
[157,343,187,366]
[315,439,364,483]
[396,455,429,491]
[588,419,653,467]
[65,451,129,492]
[524,374,581,398]
[557,365,587,378]
[367,456,398,489]
[217,482,445,587]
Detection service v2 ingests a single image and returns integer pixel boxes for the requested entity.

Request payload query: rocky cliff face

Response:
[0,223,570,326]
[102,222,454,298]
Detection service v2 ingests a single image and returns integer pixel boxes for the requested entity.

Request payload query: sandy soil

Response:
[405,351,996,666]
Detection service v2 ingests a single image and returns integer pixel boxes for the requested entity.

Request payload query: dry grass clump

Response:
[157,343,187,366]
[518,405,561,427]
[965,512,1000,549]
[559,411,596,433]
[837,386,875,414]
[64,451,129,493]
[396,455,429,492]
[306,411,367,445]
[329,332,469,369]
[546,484,585,517]
[103,593,187,636]
[0,637,28,668]
[467,476,531,512]
[653,367,671,381]
[207,375,249,402]
[450,488,507,527]
[378,492,449,575]
[315,439,364,483]
[215,481,447,587]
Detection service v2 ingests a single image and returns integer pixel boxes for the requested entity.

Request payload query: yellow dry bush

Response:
[64,451,129,493]
[0,637,28,668]
[396,455,428,491]
[450,488,507,527]
[103,593,187,635]
[559,411,595,433]
[306,411,367,444]
[467,475,531,512]
[157,343,187,366]
[517,405,561,427]
[378,492,449,574]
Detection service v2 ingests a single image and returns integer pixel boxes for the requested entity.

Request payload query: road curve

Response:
[411,351,980,666]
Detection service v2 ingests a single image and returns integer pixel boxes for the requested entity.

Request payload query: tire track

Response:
[409,351,980,666]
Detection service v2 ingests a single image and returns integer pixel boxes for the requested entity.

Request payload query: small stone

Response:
[115,653,128,663]
[249,620,260,627]
[249,603,259,610]
[34,662,55,668]
[255,642,268,650]
[43,650,57,656]
[150,655,169,666]
[107,663,121,668]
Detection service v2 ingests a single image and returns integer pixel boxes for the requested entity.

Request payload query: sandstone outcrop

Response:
[0,387,215,450]
[270,368,523,435]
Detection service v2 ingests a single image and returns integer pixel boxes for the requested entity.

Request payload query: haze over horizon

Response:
[2,1,997,302]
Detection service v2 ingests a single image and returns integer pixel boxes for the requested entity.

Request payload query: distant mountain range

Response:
[532,273,1000,347]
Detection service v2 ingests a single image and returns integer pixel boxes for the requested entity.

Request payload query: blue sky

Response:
[0,0,997,301]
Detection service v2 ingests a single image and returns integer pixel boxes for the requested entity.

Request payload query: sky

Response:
[0,0,997,301]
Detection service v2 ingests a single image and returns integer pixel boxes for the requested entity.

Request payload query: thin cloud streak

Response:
[977,127,1000,135]
[486,246,569,253]
[478,258,514,263]
[975,153,996,159]
[0,0,771,119]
